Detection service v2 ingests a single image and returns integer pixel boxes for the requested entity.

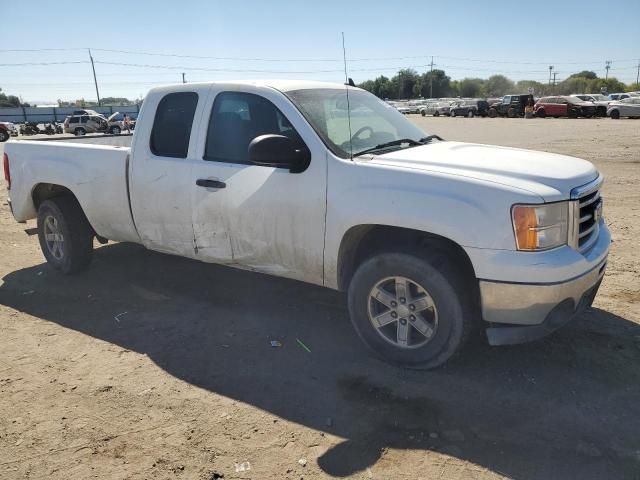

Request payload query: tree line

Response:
[358,69,636,99]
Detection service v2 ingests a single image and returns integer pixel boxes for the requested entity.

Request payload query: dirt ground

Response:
[0,117,639,480]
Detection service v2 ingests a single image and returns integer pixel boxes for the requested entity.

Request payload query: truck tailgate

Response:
[5,141,139,243]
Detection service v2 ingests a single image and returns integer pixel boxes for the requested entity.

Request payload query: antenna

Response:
[342,32,353,160]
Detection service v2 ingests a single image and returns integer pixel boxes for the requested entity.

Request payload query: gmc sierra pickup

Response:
[3,80,610,368]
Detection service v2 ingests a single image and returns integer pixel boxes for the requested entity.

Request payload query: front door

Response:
[190,87,327,285]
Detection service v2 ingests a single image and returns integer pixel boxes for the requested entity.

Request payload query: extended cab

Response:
[3,80,610,368]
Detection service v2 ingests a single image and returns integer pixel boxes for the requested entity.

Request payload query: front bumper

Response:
[481,256,607,346]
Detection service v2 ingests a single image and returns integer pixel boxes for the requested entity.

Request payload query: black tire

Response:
[347,252,473,369]
[467,110,475,118]
[37,197,94,274]
[507,107,517,118]
[420,110,426,117]
[488,108,497,118]
[110,125,121,134]
[433,111,439,117]
[596,106,606,117]
[74,127,86,136]
[0,130,8,142]
[450,110,456,117]
[610,109,620,119]
[536,109,546,118]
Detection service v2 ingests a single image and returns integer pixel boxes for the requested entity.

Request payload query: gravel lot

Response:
[0,117,639,480]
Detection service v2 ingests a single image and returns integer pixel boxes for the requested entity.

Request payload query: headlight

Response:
[511,202,568,251]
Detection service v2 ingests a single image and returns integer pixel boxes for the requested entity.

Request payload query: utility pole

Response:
[182,72,186,84]
[548,65,554,85]
[552,72,557,87]
[605,60,611,82]
[429,56,435,98]
[635,60,639,88]
[87,48,101,107]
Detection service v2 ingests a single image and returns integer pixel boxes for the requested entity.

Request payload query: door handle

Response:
[196,179,226,189]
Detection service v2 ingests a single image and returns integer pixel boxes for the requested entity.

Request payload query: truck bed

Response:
[5,139,140,243]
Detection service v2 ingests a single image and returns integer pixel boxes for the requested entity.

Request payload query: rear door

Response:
[130,86,216,259]
[190,85,327,284]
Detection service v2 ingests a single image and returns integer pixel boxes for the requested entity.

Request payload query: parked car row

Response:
[389,91,640,120]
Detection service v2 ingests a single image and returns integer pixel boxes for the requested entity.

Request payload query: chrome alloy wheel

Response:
[44,215,64,260]
[367,276,439,349]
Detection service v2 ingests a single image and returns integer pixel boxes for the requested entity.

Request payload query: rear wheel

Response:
[74,127,86,136]
[488,108,498,118]
[467,110,475,118]
[610,109,620,119]
[109,125,121,134]
[536,109,546,118]
[434,111,440,117]
[0,130,8,142]
[37,197,94,274]
[347,252,472,369]
[507,107,517,118]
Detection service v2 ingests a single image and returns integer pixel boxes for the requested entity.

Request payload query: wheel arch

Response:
[336,224,477,293]
[31,183,97,236]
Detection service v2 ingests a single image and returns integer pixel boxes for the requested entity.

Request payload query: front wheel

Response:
[467,110,475,118]
[74,127,86,136]
[433,111,440,117]
[110,125,121,134]
[347,252,472,369]
[0,130,8,142]
[536,109,546,118]
[450,110,456,117]
[610,109,620,119]
[37,197,94,274]
[488,108,497,118]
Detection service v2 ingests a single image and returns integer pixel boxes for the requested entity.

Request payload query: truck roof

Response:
[147,79,356,95]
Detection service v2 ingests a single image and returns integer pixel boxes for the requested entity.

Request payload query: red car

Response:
[534,96,597,118]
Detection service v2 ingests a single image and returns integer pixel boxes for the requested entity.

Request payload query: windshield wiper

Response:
[419,134,444,143]
[353,138,422,157]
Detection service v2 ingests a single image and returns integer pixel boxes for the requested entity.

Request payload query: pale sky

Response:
[1,0,638,103]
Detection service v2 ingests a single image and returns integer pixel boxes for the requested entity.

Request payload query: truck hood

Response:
[366,141,598,201]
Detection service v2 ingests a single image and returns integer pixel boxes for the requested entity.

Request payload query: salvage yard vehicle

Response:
[607,97,640,119]
[571,94,610,117]
[534,96,597,118]
[488,94,534,118]
[449,99,489,118]
[0,121,18,142]
[63,113,123,136]
[420,101,453,117]
[3,80,610,369]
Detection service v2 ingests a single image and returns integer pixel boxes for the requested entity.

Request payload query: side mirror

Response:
[248,134,310,174]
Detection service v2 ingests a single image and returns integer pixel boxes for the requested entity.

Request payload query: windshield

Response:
[285,88,427,158]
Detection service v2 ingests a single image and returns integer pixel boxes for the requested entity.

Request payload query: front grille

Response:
[573,187,602,252]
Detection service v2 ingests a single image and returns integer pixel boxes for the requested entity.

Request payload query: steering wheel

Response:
[351,126,373,141]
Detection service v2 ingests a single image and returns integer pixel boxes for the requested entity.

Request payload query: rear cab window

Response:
[150,92,199,158]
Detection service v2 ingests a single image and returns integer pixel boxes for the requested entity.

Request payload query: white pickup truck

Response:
[3,80,610,368]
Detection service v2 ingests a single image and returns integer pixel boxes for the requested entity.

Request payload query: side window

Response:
[69,117,78,124]
[204,91,304,164]
[150,92,198,158]
[80,115,89,124]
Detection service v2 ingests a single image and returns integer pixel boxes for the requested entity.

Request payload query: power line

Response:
[3,46,636,67]
[0,61,89,66]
